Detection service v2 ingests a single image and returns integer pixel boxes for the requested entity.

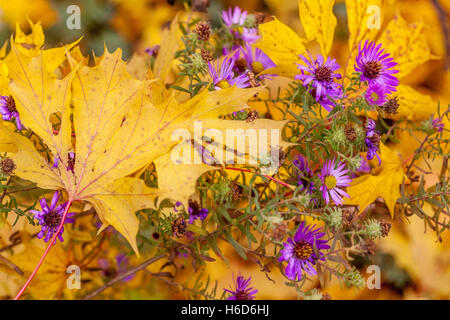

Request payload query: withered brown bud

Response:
[200,48,213,62]
[344,123,357,142]
[370,132,381,148]
[231,183,243,201]
[380,97,399,116]
[254,12,268,25]
[172,216,186,238]
[342,207,355,227]
[195,21,211,41]
[247,71,261,88]
[380,220,391,237]
[0,158,16,176]
[246,110,259,123]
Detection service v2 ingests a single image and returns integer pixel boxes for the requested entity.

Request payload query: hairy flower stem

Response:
[13,199,74,300]
[224,167,293,188]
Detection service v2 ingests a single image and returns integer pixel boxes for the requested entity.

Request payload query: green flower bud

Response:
[191,53,207,73]
[353,125,366,148]
[303,288,323,300]
[344,268,365,289]
[347,154,364,172]
[244,14,257,28]
[363,219,382,240]
[325,126,347,149]
[327,207,342,230]
[297,192,311,208]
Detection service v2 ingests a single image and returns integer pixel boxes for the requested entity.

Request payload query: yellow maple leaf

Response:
[254,18,306,78]
[345,143,406,216]
[153,13,183,83]
[379,14,437,79]
[390,85,436,121]
[1,32,286,256]
[298,0,337,56]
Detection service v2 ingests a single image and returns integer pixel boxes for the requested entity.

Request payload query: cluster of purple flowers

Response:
[207,7,276,90]
[355,40,399,106]
[293,40,399,112]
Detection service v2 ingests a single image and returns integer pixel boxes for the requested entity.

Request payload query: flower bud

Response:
[363,219,382,240]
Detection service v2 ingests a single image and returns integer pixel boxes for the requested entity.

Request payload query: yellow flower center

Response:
[216,80,230,89]
[294,241,313,259]
[370,91,379,101]
[251,61,264,74]
[324,175,337,190]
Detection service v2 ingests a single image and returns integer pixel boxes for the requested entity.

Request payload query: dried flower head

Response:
[195,21,211,41]
[380,220,391,237]
[344,123,357,142]
[0,157,16,176]
[231,183,243,201]
[200,48,213,62]
[246,110,259,122]
[380,96,399,116]
[172,216,187,237]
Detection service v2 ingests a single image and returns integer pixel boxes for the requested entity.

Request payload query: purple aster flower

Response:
[0,95,24,130]
[224,274,257,300]
[432,117,444,133]
[98,254,135,282]
[237,43,276,79]
[222,6,247,29]
[365,84,387,106]
[365,119,381,165]
[295,54,343,111]
[293,155,314,194]
[355,40,399,95]
[30,191,75,243]
[278,221,330,281]
[188,200,209,224]
[208,56,250,89]
[318,159,352,205]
